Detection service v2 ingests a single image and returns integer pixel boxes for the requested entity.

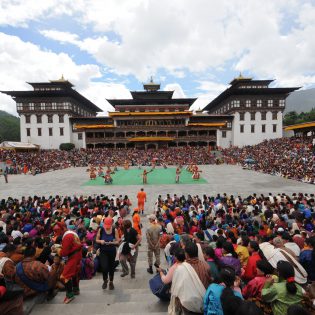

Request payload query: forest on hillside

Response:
[0,110,20,142]
[283,108,315,126]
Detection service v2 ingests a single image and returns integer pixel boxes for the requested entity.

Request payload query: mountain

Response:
[285,87,315,114]
[0,110,20,142]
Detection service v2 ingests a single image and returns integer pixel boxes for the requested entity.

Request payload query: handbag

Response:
[0,277,24,301]
[149,273,171,301]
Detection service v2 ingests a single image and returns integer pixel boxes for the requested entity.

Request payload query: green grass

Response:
[83,168,207,186]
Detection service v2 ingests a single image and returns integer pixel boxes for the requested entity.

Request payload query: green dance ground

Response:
[83,168,207,186]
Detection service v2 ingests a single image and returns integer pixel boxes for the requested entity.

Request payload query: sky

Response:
[1,0,315,116]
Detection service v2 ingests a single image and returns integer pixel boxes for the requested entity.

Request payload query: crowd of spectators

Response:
[1,191,315,314]
[222,136,315,184]
[0,194,132,314]
[0,147,217,175]
[154,192,315,314]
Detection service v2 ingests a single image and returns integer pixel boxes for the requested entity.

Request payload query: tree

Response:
[59,143,75,151]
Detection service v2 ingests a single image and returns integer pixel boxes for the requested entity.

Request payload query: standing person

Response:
[119,220,142,279]
[3,168,8,184]
[96,217,120,290]
[60,226,82,304]
[132,208,142,236]
[175,167,181,183]
[142,169,153,185]
[146,214,161,274]
[137,188,147,215]
[142,169,148,184]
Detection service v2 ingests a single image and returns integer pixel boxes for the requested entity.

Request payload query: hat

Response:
[148,214,156,221]
[134,208,139,212]
[103,217,113,229]
[277,227,284,233]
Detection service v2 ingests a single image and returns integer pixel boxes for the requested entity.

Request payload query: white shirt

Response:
[11,230,23,239]
[284,242,301,257]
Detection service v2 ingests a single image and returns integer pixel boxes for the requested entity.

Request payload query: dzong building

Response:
[1,75,299,150]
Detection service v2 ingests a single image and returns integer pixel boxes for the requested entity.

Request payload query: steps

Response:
[30,216,168,315]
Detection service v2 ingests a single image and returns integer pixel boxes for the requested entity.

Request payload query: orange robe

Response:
[132,213,142,235]
[137,191,147,211]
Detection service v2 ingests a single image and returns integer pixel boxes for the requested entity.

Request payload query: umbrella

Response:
[244,158,255,164]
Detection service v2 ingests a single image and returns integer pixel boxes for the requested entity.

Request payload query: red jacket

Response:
[242,252,261,281]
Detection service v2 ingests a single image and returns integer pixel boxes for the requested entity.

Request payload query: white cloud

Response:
[34,0,315,88]
[191,81,228,110]
[0,32,130,115]
[0,0,75,27]
[164,83,186,98]
[40,30,80,45]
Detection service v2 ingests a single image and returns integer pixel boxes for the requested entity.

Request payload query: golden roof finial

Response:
[60,74,65,81]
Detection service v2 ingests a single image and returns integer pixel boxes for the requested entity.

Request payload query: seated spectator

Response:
[80,247,94,280]
[184,241,211,289]
[203,246,220,283]
[204,266,243,315]
[261,260,304,315]
[51,255,65,290]
[0,244,16,280]
[15,244,55,297]
[242,259,274,299]
[235,235,250,267]
[158,248,185,285]
[219,241,241,276]
[299,236,315,282]
[242,241,261,281]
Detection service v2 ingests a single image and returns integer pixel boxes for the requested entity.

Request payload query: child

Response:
[80,247,94,280]
[51,255,65,290]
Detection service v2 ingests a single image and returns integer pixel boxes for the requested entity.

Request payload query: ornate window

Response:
[25,115,31,124]
[279,100,285,107]
[272,112,278,120]
[268,100,273,107]
[245,100,251,108]
[257,100,262,107]
[273,124,277,133]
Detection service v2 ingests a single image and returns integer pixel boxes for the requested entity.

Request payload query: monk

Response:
[132,208,142,235]
[137,188,147,215]
[60,226,82,304]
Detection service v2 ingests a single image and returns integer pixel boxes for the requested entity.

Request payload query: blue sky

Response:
[1,0,315,115]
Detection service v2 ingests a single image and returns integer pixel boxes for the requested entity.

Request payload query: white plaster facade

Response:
[20,113,72,149]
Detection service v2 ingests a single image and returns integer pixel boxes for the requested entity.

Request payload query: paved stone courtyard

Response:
[1,165,314,315]
[1,165,314,206]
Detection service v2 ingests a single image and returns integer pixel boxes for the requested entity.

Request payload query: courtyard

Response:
[1,165,313,205]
